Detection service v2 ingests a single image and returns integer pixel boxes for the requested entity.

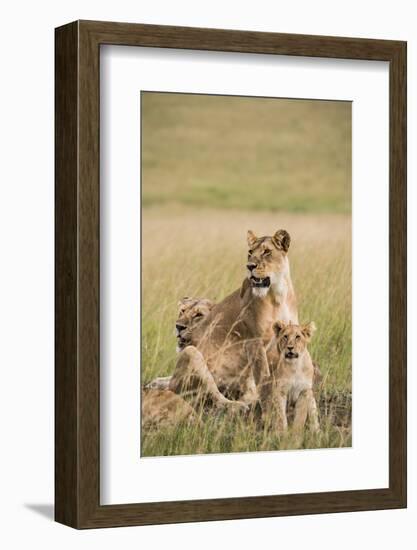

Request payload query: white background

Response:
[0,1,415,548]
[101,47,389,504]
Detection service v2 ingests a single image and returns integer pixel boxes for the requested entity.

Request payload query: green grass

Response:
[142,92,351,213]
[142,409,352,457]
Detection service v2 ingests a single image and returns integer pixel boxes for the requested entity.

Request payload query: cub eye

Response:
[283,335,288,341]
[194,312,203,319]
[295,335,300,341]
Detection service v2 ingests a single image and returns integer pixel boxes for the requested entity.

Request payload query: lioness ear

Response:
[273,320,287,337]
[302,322,316,340]
[272,229,291,252]
[247,230,258,248]
[178,296,190,306]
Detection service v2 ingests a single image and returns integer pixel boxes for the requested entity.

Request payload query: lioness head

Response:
[175,297,214,351]
[272,320,316,361]
[246,229,291,297]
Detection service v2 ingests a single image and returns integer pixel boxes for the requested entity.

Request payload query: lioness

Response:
[169,229,298,413]
[142,388,199,431]
[268,320,319,433]
[145,296,215,391]
[175,297,215,352]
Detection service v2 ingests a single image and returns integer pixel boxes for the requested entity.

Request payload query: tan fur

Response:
[141,388,200,431]
[169,346,247,413]
[268,321,319,433]
[169,230,299,414]
[175,297,215,351]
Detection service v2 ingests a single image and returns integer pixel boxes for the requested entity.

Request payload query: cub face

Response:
[246,229,291,297]
[175,297,214,351]
[272,320,316,361]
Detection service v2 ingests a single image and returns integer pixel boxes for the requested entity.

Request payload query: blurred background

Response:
[141,92,352,455]
[141,92,351,213]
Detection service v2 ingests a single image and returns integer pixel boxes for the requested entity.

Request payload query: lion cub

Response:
[269,320,319,433]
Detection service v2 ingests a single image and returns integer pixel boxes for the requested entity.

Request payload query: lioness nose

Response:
[176,324,186,333]
[287,345,294,350]
[247,263,257,272]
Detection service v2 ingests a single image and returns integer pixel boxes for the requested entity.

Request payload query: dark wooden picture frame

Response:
[55,20,407,529]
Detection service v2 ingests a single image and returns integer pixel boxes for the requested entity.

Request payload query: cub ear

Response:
[247,230,258,248]
[302,322,316,340]
[273,320,287,337]
[272,229,291,252]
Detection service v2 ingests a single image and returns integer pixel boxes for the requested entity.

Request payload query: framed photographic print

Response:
[55,20,407,528]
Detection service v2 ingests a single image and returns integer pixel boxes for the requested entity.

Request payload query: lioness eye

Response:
[263,249,271,256]
[194,312,203,318]
[295,335,300,341]
[248,250,253,255]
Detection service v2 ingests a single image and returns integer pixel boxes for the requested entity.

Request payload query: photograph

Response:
[0,0,409,540]
[140,91,352,457]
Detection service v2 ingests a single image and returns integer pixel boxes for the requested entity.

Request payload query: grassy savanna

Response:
[141,93,351,456]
